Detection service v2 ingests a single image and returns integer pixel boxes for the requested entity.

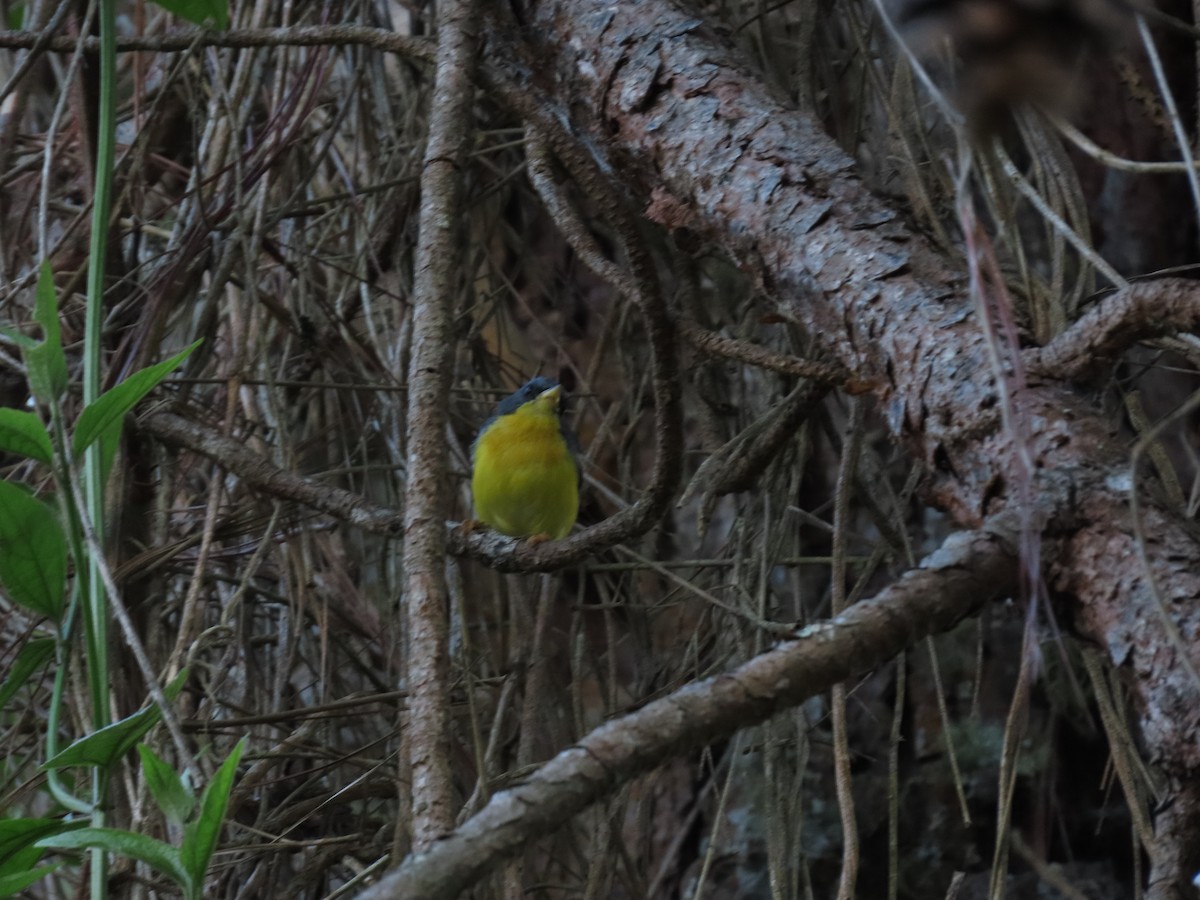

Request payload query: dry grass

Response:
[2,0,1193,896]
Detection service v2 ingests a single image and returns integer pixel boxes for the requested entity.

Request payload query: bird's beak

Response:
[536,385,562,410]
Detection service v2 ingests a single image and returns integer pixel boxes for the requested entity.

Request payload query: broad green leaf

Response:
[0,863,58,897]
[0,481,66,620]
[0,838,58,896]
[25,261,68,405]
[0,844,41,878]
[181,737,246,885]
[43,670,188,770]
[0,637,55,709]
[138,744,195,827]
[36,828,191,893]
[0,409,52,464]
[73,341,200,456]
[149,0,228,29]
[0,818,82,868]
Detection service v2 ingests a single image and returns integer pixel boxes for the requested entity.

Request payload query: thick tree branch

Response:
[483,1,1200,894]
[400,0,480,849]
[356,522,1020,900]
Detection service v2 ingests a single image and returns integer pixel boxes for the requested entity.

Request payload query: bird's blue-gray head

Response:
[494,376,561,417]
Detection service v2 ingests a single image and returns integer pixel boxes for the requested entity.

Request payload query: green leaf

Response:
[36,828,191,893]
[146,0,228,29]
[0,863,58,897]
[0,832,59,895]
[25,261,68,405]
[0,637,55,709]
[0,329,36,351]
[181,737,245,885]
[0,818,83,868]
[5,5,27,31]
[43,670,188,771]
[73,341,200,457]
[138,744,195,828]
[0,408,52,464]
[0,481,66,620]
[0,844,41,878]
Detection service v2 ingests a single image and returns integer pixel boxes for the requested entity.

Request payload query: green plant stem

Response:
[83,0,117,895]
[46,589,90,815]
[45,400,91,816]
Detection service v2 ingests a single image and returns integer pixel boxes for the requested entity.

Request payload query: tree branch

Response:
[355,521,1020,900]
[678,317,852,385]
[136,409,673,574]
[1024,278,1200,380]
[400,0,480,849]
[138,411,406,534]
[519,130,686,555]
[0,25,432,61]
[483,2,1200,893]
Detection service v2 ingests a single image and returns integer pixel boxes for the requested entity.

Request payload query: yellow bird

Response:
[470,377,580,541]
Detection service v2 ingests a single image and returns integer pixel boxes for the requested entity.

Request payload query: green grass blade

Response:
[0,862,60,897]
[43,671,188,770]
[0,819,83,868]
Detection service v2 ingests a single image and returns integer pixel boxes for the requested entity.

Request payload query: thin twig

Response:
[0,24,433,60]
[831,398,863,900]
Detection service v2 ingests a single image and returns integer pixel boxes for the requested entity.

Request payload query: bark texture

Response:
[401,0,480,850]
[489,0,1200,892]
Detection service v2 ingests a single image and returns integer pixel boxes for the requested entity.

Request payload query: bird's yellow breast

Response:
[471,404,579,540]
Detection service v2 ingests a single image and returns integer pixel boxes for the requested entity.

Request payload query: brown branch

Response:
[138,411,406,534]
[831,398,865,899]
[678,317,852,385]
[0,25,432,61]
[355,521,1020,900]
[478,2,1200,894]
[400,0,480,849]
[1024,278,1200,380]
[139,111,684,580]
[525,132,636,299]
[136,410,671,575]
[512,127,685,557]
[677,380,829,535]
[710,380,828,496]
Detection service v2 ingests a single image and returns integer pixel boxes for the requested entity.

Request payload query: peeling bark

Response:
[491,0,1200,892]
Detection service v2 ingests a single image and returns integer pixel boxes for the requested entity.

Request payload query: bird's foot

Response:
[460,518,486,536]
[525,532,554,546]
